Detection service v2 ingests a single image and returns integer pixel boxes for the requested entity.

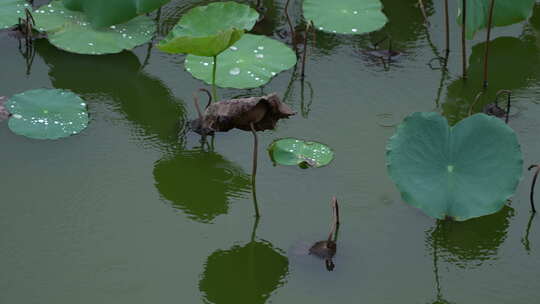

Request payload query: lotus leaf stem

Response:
[483,0,496,89]
[284,0,297,54]
[327,197,340,241]
[528,164,539,213]
[461,0,467,79]
[468,91,484,116]
[418,0,429,25]
[301,21,314,79]
[250,122,261,218]
[211,55,218,101]
[444,0,449,55]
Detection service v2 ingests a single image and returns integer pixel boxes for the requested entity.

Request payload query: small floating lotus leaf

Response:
[6,89,89,139]
[0,0,28,29]
[303,0,388,34]
[62,0,171,29]
[186,34,297,89]
[192,93,295,135]
[0,96,9,122]
[268,138,334,168]
[33,1,155,55]
[157,2,258,56]
[457,0,535,39]
[386,112,523,221]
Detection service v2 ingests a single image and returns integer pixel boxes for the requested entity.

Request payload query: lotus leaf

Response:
[157,1,258,57]
[268,138,334,168]
[386,112,523,221]
[33,1,155,55]
[0,0,28,29]
[6,89,89,140]
[62,0,171,28]
[457,0,535,39]
[185,34,296,89]
[303,0,388,35]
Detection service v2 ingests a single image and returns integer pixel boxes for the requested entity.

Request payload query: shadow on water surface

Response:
[34,40,186,149]
[443,36,540,124]
[426,205,514,269]
[199,217,289,304]
[153,148,251,223]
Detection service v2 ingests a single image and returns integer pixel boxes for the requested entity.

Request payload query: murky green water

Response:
[1,0,540,303]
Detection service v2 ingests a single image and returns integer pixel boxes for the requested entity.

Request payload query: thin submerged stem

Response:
[461,0,468,79]
[301,21,313,79]
[284,0,297,54]
[468,91,484,116]
[444,0,450,55]
[528,164,539,213]
[521,212,535,253]
[211,55,218,101]
[418,0,429,25]
[483,0,496,89]
[250,122,261,218]
[494,89,511,123]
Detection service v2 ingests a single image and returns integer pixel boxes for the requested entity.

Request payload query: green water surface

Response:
[1,1,539,303]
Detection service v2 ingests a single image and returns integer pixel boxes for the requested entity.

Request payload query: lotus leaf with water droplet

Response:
[303,0,388,35]
[62,0,171,29]
[157,1,258,57]
[386,112,523,221]
[0,0,28,29]
[457,0,535,39]
[268,138,334,168]
[6,89,89,140]
[33,0,155,55]
[185,34,297,89]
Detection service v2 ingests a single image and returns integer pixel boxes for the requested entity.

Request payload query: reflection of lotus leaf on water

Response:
[426,205,515,268]
[443,37,540,124]
[35,40,185,148]
[200,218,289,304]
[153,150,250,223]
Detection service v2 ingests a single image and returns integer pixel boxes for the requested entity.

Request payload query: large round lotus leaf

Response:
[157,1,258,57]
[32,1,155,55]
[185,34,296,89]
[303,0,388,35]
[457,0,535,39]
[386,112,523,221]
[6,89,89,140]
[62,0,171,29]
[0,0,28,29]
[268,138,334,168]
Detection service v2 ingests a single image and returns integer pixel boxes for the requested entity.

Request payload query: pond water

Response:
[1,0,540,303]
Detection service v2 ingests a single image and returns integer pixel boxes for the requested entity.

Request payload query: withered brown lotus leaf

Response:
[193,93,294,135]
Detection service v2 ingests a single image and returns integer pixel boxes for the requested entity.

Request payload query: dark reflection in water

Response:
[380,0,433,48]
[153,149,250,223]
[34,40,186,148]
[426,205,514,269]
[443,36,540,124]
[521,213,536,254]
[199,218,289,304]
[251,0,280,37]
